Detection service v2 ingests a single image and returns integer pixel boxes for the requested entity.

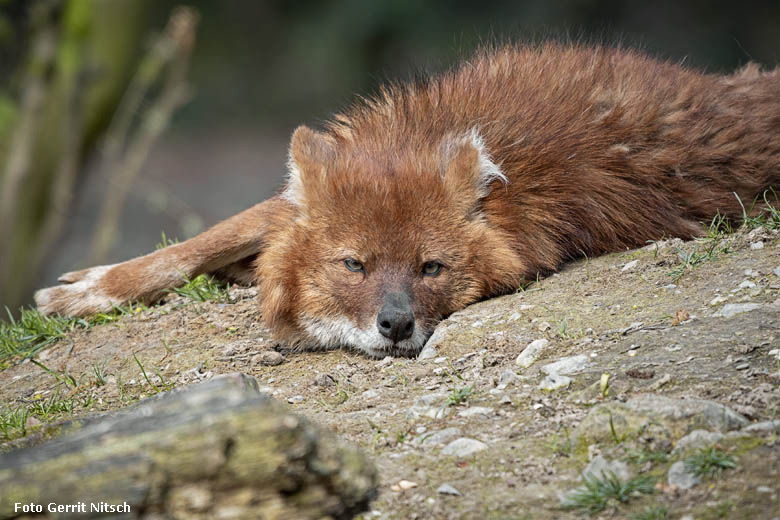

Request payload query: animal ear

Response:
[284,125,335,207]
[440,130,506,216]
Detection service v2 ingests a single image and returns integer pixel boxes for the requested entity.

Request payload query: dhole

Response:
[36,43,780,357]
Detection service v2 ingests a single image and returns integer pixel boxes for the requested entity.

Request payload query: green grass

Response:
[735,189,780,230]
[560,471,656,515]
[0,303,144,369]
[684,447,737,478]
[154,230,180,250]
[631,505,668,520]
[446,386,474,406]
[169,274,230,303]
[0,389,75,442]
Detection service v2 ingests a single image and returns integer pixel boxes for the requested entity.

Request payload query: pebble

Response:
[737,280,757,290]
[496,369,520,390]
[362,389,379,399]
[621,259,639,272]
[441,437,489,457]
[516,339,549,368]
[377,356,394,368]
[709,295,728,306]
[541,354,590,375]
[774,266,780,277]
[420,427,462,445]
[582,455,630,481]
[434,357,448,364]
[538,372,572,391]
[407,393,450,420]
[417,342,438,360]
[287,395,305,404]
[457,406,494,417]
[252,351,284,366]
[436,484,462,496]
[714,303,762,318]
[757,486,774,493]
[498,395,513,405]
[673,430,725,453]
[667,460,700,489]
[313,373,336,387]
[750,241,765,250]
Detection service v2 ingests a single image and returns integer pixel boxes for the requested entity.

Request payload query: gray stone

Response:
[457,406,493,418]
[496,369,520,390]
[773,266,780,277]
[582,455,630,481]
[417,342,438,360]
[436,484,462,496]
[539,372,572,391]
[626,394,749,432]
[420,427,461,445]
[516,339,549,368]
[313,373,335,387]
[541,354,590,376]
[668,461,700,489]
[714,303,762,318]
[621,259,639,272]
[252,351,284,366]
[673,430,725,454]
[407,393,450,420]
[742,420,780,433]
[441,438,488,457]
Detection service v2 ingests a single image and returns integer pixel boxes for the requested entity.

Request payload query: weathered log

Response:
[0,373,376,519]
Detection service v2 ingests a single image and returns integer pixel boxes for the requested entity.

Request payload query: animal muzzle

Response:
[376,291,415,343]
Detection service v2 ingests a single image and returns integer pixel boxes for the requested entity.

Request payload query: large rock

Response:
[0,374,376,520]
[576,394,748,446]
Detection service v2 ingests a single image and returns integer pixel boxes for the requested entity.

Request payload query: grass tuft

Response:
[560,471,656,515]
[684,446,736,478]
[169,274,230,303]
[446,386,474,406]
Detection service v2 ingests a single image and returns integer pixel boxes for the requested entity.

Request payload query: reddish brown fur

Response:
[36,42,780,357]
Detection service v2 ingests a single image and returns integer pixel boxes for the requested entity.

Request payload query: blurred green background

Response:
[1,0,779,312]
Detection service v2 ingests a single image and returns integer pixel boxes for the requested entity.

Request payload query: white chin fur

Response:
[300,315,429,358]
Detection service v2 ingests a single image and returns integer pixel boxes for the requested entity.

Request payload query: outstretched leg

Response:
[35,196,292,317]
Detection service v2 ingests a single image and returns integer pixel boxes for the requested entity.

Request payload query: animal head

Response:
[256,125,524,357]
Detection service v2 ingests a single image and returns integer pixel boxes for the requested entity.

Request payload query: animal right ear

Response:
[284,125,335,207]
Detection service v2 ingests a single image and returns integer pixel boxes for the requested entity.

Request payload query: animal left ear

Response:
[284,125,336,208]
[440,130,506,217]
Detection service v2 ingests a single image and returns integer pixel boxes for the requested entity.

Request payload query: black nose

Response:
[376,292,415,343]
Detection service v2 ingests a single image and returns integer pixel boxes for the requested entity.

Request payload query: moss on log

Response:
[0,373,376,519]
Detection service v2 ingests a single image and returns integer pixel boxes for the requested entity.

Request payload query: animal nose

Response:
[376,292,415,343]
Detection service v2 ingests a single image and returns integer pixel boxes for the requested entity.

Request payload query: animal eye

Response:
[344,258,365,273]
[422,261,443,276]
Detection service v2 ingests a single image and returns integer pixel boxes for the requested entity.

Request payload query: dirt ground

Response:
[2,225,779,519]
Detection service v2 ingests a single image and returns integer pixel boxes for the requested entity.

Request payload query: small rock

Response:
[377,356,394,368]
[436,483,462,496]
[673,430,725,453]
[541,354,590,375]
[668,460,700,490]
[287,395,305,404]
[516,339,549,368]
[407,393,450,420]
[750,241,765,250]
[738,280,757,290]
[709,295,728,306]
[621,259,639,272]
[417,342,438,360]
[221,345,237,357]
[714,303,762,318]
[397,480,417,490]
[498,395,513,405]
[757,486,773,493]
[773,266,780,277]
[313,373,336,387]
[457,406,493,417]
[537,321,552,332]
[434,357,448,364]
[582,455,630,481]
[361,389,379,399]
[742,420,780,433]
[441,437,489,457]
[252,351,284,366]
[649,373,672,390]
[538,372,572,391]
[421,427,461,445]
[496,369,520,390]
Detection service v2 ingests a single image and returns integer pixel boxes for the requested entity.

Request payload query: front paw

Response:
[35,265,121,317]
